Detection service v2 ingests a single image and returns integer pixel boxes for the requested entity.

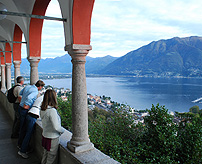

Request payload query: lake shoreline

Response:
[19,73,202,81]
[38,77,202,113]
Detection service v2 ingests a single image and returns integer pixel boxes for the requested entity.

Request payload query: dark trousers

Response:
[20,114,37,153]
[18,106,29,147]
[11,103,20,138]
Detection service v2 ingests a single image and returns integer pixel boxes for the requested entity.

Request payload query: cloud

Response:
[21,0,202,59]
[89,0,202,57]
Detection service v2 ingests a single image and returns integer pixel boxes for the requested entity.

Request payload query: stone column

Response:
[1,65,6,93]
[13,61,21,84]
[66,44,94,153]
[6,63,12,90]
[28,57,40,85]
[0,66,1,81]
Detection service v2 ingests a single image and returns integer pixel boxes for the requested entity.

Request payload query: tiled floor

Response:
[0,105,40,164]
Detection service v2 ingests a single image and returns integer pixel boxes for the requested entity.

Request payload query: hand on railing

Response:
[23,104,30,110]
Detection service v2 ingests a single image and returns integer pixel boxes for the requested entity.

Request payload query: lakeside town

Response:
[44,86,184,125]
[18,73,202,81]
[13,81,192,126]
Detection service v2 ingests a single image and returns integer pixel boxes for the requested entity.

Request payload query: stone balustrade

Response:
[0,91,119,164]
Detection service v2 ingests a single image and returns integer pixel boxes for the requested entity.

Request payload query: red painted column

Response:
[13,25,23,84]
[13,25,22,61]
[72,0,95,45]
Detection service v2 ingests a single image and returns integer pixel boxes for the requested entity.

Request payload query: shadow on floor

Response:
[0,105,40,164]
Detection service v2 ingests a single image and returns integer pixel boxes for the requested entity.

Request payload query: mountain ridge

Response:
[100,36,202,77]
[17,36,202,78]
[19,54,118,74]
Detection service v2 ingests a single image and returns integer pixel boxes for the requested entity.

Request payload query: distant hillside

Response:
[19,54,117,74]
[101,36,202,77]
[86,55,118,74]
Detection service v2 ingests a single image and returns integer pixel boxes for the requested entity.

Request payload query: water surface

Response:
[43,77,202,112]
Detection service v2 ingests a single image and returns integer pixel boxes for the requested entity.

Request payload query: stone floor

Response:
[0,105,40,164]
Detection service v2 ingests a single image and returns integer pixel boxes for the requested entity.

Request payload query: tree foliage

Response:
[189,105,200,114]
[136,104,178,163]
[57,97,72,131]
[57,98,202,164]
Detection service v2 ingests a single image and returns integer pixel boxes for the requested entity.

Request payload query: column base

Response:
[67,141,94,153]
[1,88,6,93]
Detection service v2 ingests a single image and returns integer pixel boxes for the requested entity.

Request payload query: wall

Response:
[0,91,119,164]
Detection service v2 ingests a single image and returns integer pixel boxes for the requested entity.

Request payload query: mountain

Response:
[19,54,118,74]
[101,36,202,77]
[86,55,118,74]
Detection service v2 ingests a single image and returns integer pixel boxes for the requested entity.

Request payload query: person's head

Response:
[35,80,45,91]
[41,89,58,111]
[16,76,24,85]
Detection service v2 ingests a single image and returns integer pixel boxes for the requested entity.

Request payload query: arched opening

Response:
[29,0,51,58]
[41,0,65,59]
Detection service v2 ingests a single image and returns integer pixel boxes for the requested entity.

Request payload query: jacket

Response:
[13,84,23,103]
[28,95,44,117]
[40,106,65,138]
[19,85,38,109]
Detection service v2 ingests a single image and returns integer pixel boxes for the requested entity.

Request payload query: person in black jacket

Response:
[11,76,24,138]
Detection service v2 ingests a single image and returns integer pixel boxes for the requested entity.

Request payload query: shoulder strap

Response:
[13,84,21,88]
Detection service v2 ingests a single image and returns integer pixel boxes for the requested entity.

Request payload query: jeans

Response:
[20,114,37,153]
[18,106,28,147]
[11,103,20,137]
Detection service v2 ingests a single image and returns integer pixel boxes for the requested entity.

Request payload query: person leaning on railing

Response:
[17,80,45,159]
[11,76,24,138]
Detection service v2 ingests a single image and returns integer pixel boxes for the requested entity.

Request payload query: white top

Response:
[13,84,23,103]
[28,95,44,117]
[40,106,65,138]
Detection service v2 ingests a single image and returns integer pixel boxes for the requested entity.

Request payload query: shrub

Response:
[176,114,202,163]
[137,104,178,163]
[57,97,72,131]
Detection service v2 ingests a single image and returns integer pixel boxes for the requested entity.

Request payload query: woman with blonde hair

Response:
[40,89,65,164]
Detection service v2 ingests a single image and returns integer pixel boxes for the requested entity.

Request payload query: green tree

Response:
[176,113,202,163]
[137,104,178,163]
[57,97,72,131]
[189,105,200,114]
[57,98,202,164]
[89,107,140,164]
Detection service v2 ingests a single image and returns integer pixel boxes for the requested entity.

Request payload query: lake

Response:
[42,77,202,113]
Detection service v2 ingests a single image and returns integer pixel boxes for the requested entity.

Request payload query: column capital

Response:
[5,63,12,68]
[13,61,21,69]
[65,44,92,64]
[13,60,22,65]
[28,57,40,67]
[65,44,92,52]
[27,56,41,60]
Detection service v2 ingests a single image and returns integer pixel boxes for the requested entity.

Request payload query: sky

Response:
[22,0,202,59]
